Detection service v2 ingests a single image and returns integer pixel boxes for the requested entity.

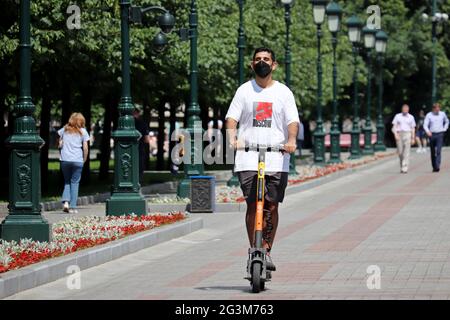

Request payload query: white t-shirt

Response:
[392,113,416,132]
[225,80,300,173]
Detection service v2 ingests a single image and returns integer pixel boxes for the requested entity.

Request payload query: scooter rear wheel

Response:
[251,263,262,293]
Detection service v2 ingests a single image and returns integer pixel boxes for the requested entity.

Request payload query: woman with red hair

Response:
[57,113,90,213]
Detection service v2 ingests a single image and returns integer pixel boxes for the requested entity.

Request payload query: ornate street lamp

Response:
[279,0,298,174]
[310,0,328,165]
[1,0,50,241]
[346,15,363,160]
[326,1,342,164]
[422,0,448,107]
[227,0,246,187]
[177,0,205,198]
[361,26,377,155]
[107,0,175,216]
[374,30,388,152]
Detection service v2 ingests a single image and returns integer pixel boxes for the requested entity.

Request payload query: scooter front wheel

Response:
[251,263,262,293]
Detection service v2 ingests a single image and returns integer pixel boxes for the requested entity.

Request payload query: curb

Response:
[148,202,245,214]
[0,217,203,299]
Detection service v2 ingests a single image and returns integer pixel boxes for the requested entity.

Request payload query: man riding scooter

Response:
[225,47,300,272]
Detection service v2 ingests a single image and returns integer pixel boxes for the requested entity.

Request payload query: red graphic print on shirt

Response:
[253,102,273,128]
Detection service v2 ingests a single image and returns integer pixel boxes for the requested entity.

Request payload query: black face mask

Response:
[254,61,272,78]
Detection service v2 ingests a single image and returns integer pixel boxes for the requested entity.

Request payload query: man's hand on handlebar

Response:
[283,140,297,154]
[230,139,245,150]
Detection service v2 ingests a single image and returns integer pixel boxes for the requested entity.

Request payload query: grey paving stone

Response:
[11,150,450,300]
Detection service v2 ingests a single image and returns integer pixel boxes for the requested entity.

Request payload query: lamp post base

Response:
[362,127,375,155]
[289,154,298,175]
[1,215,51,242]
[177,164,204,198]
[374,143,386,152]
[328,129,342,164]
[349,129,361,160]
[313,130,326,166]
[227,173,240,187]
[106,193,147,216]
[374,122,386,152]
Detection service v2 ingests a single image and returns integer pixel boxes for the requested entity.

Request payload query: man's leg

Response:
[430,135,437,170]
[403,132,411,171]
[435,133,444,170]
[245,202,257,247]
[262,201,279,251]
[238,171,258,247]
[397,134,404,170]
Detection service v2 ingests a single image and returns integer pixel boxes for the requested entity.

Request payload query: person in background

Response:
[415,109,427,153]
[342,117,352,133]
[297,121,304,157]
[217,119,224,158]
[133,107,151,183]
[424,103,449,172]
[149,131,158,157]
[206,120,214,144]
[58,113,90,214]
[392,104,416,173]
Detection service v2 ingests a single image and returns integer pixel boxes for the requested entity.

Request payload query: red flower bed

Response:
[0,213,186,274]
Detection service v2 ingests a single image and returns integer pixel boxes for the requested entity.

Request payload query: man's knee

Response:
[264,201,279,212]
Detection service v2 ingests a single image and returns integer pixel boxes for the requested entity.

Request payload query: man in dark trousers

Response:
[133,107,151,182]
[424,103,449,172]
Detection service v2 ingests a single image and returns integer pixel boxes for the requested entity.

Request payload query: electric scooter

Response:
[239,143,285,293]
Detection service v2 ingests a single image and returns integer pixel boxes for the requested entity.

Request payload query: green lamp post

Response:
[237,0,246,87]
[227,0,246,187]
[310,0,328,165]
[177,0,205,198]
[280,0,298,174]
[346,15,363,160]
[361,26,377,156]
[326,1,343,164]
[422,1,448,107]
[106,0,175,216]
[1,0,50,241]
[374,30,388,152]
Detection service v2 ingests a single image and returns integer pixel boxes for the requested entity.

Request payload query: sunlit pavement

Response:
[6,149,450,300]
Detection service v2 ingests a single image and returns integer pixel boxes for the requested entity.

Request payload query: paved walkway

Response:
[5,149,450,300]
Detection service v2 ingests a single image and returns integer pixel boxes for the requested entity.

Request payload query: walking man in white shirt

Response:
[424,103,449,172]
[226,47,300,271]
[392,104,416,173]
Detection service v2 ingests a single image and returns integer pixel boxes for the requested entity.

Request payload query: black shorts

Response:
[237,171,289,204]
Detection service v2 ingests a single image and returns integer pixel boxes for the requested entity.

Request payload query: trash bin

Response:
[190,176,215,213]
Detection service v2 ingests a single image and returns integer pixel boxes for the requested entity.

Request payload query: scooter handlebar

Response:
[236,143,285,153]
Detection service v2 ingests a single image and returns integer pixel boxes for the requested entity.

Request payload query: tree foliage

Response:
[0,0,449,126]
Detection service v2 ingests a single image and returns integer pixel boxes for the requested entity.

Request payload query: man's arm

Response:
[226,118,238,149]
[391,116,399,140]
[285,122,299,154]
[443,112,449,131]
